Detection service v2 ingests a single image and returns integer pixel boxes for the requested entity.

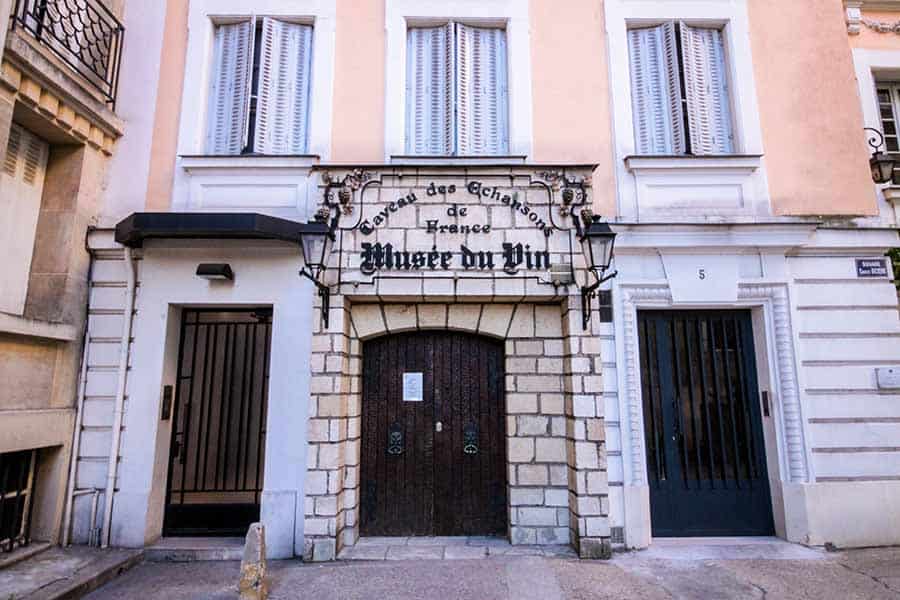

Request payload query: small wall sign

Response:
[877,367,900,390]
[403,372,423,402]
[856,258,889,278]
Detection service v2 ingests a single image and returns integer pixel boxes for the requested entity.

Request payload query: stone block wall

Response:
[303,298,611,560]
[503,303,571,546]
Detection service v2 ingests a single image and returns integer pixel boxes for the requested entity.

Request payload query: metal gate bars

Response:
[0,449,37,552]
[164,309,273,536]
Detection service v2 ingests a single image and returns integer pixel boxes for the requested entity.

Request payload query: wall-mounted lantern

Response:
[866,128,896,184]
[298,212,336,328]
[578,214,618,330]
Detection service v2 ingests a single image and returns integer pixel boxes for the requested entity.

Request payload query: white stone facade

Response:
[603,225,900,549]
[74,165,619,560]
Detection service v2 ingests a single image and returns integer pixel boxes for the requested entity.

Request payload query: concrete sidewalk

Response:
[1,546,142,600]
[83,544,900,600]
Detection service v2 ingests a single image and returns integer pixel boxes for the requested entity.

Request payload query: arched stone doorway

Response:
[303,300,611,561]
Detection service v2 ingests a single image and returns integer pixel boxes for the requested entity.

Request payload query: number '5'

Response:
[698,269,706,280]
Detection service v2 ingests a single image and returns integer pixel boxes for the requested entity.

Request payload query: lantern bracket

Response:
[581,268,618,331]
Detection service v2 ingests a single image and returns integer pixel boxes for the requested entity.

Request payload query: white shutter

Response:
[455,24,509,156]
[206,20,253,155]
[0,124,49,315]
[253,18,313,154]
[628,23,685,154]
[680,24,734,154]
[405,25,453,155]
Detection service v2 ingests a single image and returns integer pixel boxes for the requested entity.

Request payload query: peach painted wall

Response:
[330,0,385,163]
[529,0,616,216]
[145,0,188,211]
[850,10,900,49]
[747,0,875,216]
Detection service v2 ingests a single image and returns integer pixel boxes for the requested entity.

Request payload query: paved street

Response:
[85,543,900,600]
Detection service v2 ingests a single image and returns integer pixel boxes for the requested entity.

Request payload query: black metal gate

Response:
[164,309,272,536]
[0,450,37,552]
[638,310,774,537]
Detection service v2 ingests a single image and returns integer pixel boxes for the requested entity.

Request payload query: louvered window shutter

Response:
[679,23,734,154]
[628,23,685,154]
[206,20,253,155]
[405,25,453,155]
[253,18,313,154]
[0,124,49,315]
[454,24,509,156]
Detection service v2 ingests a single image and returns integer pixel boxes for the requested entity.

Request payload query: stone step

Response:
[0,547,143,600]
[145,537,244,562]
[0,541,52,570]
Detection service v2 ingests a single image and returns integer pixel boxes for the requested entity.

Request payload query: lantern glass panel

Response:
[592,235,615,270]
[302,234,327,270]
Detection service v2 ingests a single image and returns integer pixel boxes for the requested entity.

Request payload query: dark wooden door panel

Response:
[164,309,272,537]
[639,310,774,537]
[360,333,435,536]
[361,331,506,537]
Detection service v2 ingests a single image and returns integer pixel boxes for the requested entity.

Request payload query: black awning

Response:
[115,212,321,248]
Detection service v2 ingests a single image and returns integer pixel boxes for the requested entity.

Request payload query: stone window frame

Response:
[383,0,534,160]
[175,0,336,160]
[604,0,769,220]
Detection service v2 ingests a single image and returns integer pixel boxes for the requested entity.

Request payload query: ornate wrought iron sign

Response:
[387,421,404,455]
[463,422,479,455]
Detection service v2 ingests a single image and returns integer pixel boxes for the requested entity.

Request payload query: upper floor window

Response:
[206,17,312,156]
[876,82,900,184]
[628,22,734,155]
[405,23,509,156]
[0,124,49,315]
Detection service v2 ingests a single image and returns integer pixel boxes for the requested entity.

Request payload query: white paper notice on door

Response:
[403,372,423,402]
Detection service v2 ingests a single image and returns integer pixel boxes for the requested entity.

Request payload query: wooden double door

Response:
[360,331,507,537]
[638,310,774,537]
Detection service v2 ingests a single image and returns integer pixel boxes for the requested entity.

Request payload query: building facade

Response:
[61,0,900,561]
[0,0,125,553]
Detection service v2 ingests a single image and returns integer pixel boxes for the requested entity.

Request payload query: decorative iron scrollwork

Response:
[322,169,373,215]
[537,170,587,217]
[13,0,125,105]
[463,422,479,455]
[387,421,404,455]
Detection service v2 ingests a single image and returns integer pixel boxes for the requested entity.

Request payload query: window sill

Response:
[180,154,321,172]
[177,155,320,216]
[882,186,900,203]
[624,154,763,173]
[623,154,768,218]
[390,155,528,166]
[0,312,77,341]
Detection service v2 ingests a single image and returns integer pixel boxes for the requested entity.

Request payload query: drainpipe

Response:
[62,233,97,546]
[101,245,136,548]
[61,323,90,546]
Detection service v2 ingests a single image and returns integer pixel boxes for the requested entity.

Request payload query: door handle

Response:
[173,436,183,463]
[435,421,443,433]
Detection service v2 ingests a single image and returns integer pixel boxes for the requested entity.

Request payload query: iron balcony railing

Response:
[11,0,124,107]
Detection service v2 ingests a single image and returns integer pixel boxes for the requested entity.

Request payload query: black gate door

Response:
[360,331,507,537]
[638,310,774,537]
[164,309,272,536]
